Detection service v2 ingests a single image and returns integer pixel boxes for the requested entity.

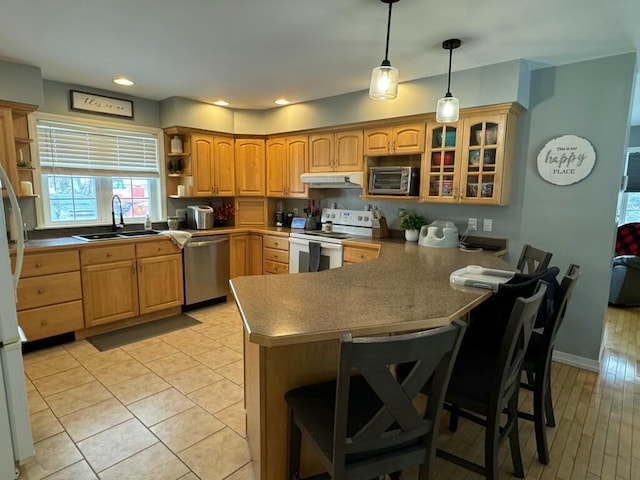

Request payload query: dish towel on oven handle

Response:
[308,241,321,272]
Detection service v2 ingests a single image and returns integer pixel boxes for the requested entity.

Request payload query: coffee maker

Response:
[275,201,284,227]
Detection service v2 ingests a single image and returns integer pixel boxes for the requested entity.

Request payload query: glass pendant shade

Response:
[370,63,399,100]
[436,94,459,123]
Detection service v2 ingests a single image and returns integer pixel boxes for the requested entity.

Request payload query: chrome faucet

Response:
[111,195,124,231]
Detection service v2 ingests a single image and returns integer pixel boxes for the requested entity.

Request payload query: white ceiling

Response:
[1,0,639,124]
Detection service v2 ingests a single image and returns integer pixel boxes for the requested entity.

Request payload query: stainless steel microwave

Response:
[368,166,420,195]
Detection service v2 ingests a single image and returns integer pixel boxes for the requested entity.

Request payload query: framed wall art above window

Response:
[70,90,134,119]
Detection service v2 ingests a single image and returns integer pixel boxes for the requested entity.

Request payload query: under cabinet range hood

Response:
[300,171,363,188]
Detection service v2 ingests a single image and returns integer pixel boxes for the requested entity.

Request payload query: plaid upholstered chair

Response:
[609,222,640,306]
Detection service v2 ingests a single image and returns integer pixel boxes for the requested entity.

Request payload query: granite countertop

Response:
[231,242,514,347]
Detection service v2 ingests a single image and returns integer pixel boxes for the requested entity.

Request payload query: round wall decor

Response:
[536,134,596,185]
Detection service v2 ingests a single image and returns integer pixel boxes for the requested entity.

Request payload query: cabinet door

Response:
[392,122,425,154]
[266,138,287,197]
[230,234,249,279]
[364,127,392,155]
[309,134,333,172]
[137,254,183,314]
[460,114,506,205]
[0,107,19,195]
[249,234,263,275]
[191,133,214,196]
[423,123,461,203]
[334,130,363,171]
[214,136,235,196]
[82,260,139,327]
[235,139,266,196]
[286,136,308,197]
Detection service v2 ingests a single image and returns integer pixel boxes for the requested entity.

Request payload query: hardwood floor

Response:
[406,305,640,480]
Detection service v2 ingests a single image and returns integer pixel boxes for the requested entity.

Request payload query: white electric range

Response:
[289,208,373,273]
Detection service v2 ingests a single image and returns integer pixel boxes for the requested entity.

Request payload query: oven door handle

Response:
[289,238,342,250]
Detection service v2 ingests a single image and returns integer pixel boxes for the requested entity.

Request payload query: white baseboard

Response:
[552,350,600,372]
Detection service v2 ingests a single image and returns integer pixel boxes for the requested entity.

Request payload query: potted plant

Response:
[400,212,426,242]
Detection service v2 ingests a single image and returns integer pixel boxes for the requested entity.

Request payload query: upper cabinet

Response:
[235,138,266,196]
[0,101,37,198]
[422,103,523,206]
[364,122,425,156]
[163,129,235,198]
[266,135,308,198]
[309,129,363,172]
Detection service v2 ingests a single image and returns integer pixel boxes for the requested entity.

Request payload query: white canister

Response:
[20,181,33,196]
[170,136,183,153]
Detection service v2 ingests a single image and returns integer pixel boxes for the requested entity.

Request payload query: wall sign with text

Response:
[536,134,596,185]
[70,90,134,119]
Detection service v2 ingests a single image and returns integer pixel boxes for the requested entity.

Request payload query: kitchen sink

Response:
[72,230,162,242]
[117,230,161,237]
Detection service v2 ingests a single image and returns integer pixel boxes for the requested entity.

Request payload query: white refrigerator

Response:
[0,163,34,479]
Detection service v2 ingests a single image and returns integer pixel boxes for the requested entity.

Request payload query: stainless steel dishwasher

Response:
[183,235,230,308]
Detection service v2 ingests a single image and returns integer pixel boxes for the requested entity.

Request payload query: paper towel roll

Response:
[20,181,33,196]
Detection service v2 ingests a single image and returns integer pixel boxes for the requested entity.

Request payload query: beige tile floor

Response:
[19,301,253,480]
[17,302,640,480]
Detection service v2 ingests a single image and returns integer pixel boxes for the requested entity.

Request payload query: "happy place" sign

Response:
[536,134,596,186]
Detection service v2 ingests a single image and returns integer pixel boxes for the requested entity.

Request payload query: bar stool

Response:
[517,244,553,274]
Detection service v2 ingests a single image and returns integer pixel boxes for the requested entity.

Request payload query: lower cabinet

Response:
[263,235,289,274]
[16,249,84,341]
[342,243,381,265]
[249,234,263,275]
[81,240,183,328]
[136,241,183,314]
[81,245,139,328]
[230,233,265,278]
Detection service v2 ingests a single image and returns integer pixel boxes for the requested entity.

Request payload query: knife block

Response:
[372,217,389,238]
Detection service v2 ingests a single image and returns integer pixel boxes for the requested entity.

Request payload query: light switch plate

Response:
[483,218,493,232]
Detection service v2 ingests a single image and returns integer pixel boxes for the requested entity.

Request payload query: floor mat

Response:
[86,314,201,351]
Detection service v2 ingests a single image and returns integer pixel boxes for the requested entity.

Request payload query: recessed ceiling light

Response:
[274,98,290,106]
[113,77,134,86]
[213,100,229,106]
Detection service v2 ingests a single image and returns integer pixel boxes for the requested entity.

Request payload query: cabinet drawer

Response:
[17,271,82,310]
[263,248,289,264]
[263,260,289,275]
[342,245,380,263]
[136,240,180,258]
[263,235,289,251]
[81,244,135,265]
[19,301,84,341]
[19,250,80,277]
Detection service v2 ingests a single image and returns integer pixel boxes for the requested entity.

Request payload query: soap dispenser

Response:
[144,215,152,230]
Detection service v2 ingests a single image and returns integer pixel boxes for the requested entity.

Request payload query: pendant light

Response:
[369,0,400,100]
[436,38,462,123]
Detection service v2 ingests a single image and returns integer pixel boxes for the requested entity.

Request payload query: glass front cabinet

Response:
[422,103,522,206]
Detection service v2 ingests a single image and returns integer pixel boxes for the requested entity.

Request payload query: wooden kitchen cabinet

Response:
[230,233,265,278]
[266,136,308,198]
[15,249,84,341]
[81,245,139,327]
[422,103,523,206]
[234,197,267,227]
[136,240,183,314]
[364,122,425,156]
[309,129,363,172]
[235,138,266,196]
[0,101,37,198]
[164,129,191,198]
[263,235,289,274]
[342,242,380,265]
[188,132,236,197]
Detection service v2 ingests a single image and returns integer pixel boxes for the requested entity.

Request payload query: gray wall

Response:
[0,60,44,106]
[630,126,640,147]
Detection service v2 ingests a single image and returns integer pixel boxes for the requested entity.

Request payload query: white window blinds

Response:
[37,118,159,177]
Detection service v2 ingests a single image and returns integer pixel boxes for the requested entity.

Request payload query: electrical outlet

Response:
[293,208,299,216]
[175,208,187,220]
[483,218,493,232]
[468,218,477,231]
[398,208,406,218]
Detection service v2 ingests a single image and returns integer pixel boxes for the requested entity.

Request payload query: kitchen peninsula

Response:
[230,241,513,480]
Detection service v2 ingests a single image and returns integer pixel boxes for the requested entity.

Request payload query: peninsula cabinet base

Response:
[244,332,340,480]
[74,306,182,340]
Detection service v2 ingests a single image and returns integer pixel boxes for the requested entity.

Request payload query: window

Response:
[34,114,164,228]
[619,150,640,224]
